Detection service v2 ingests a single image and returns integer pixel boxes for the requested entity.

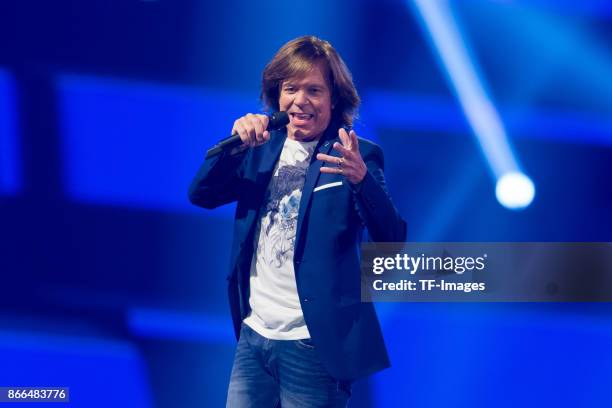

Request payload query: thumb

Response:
[339,128,351,148]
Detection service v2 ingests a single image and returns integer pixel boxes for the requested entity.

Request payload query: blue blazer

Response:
[189,123,406,381]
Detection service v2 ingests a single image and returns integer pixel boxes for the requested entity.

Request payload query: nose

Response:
[294,90,309,106]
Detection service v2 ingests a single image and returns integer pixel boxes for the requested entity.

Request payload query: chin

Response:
[290,126,322,142]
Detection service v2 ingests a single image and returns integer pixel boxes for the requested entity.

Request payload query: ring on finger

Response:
[337,157,344,167]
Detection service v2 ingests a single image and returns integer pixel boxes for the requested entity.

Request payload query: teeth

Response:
[293,113,312,119]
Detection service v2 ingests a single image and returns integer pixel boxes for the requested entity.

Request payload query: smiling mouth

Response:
[290,113,314,123]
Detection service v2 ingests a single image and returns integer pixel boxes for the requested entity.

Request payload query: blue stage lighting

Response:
[56,74,258,215]
[127,308,234,343]
[411,0,535,210]
[495,171,535,210]
[0,330,152,407]
[0,69,20,195]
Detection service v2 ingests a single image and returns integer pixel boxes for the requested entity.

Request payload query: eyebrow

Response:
[282,80,327,88]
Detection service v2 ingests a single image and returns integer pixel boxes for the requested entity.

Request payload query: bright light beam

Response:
[0,69,20,195]
[411,0,535,210]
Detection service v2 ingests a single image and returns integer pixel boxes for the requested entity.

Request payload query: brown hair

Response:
[261,35,360,127]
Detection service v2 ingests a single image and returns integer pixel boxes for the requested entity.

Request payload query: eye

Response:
[283,86,296,93]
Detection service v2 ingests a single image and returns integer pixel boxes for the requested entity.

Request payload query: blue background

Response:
[1,0,611,406]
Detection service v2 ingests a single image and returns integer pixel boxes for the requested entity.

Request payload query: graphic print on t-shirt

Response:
[245,138,318,339]
[255,141,315,269]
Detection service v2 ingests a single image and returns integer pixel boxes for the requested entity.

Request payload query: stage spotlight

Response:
[495,171,535,210]
[411,0,536,210]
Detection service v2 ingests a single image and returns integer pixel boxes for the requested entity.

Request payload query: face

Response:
[279,61,333,142]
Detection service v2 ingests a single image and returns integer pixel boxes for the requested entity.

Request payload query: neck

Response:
[287,132,321,143]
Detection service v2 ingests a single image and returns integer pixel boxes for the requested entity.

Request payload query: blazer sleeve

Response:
[188,149,248,209]
[350,143,407,242]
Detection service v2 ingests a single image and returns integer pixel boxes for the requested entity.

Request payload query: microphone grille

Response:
[268,111,290,130]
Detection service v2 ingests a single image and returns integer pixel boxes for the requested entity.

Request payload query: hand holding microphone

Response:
[206,112,289,159]
[233,113,270,148]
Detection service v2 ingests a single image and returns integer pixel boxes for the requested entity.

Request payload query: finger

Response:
[317,153,343,165]
[320,166,344,175]
[256,114,270,130]
[250,114,271,145]
[349,130,359,151]
[338,128,351,149]
[247,114,265,143]
[333,141,351,157]
[233,121,251,146]
[242,114,257,144]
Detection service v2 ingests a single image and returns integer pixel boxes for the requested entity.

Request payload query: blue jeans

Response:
[226,323,352,407]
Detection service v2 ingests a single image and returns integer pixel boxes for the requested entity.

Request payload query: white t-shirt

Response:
[243,137,318,340]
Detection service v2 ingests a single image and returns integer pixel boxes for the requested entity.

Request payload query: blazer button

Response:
[303,297,309,302]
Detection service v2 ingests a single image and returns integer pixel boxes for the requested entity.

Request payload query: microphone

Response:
[206,111,289,159]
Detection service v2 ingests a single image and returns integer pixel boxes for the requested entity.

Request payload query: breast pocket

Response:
[314,181,343,193]
[311,177,350,222]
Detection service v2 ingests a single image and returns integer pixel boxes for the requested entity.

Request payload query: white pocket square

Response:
[314,181,343,192]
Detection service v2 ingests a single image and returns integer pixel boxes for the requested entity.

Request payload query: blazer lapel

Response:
[294,129,338,256]
[257,129,287,174]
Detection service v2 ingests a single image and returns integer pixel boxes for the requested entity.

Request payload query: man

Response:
[189,35,406,407]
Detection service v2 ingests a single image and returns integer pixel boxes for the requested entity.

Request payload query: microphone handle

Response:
[205,133,242,159]
[205,112,288,159]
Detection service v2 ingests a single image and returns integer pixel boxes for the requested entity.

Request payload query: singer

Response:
[189,35,406,407]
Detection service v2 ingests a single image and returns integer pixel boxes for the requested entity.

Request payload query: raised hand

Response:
[317,128,367,184]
